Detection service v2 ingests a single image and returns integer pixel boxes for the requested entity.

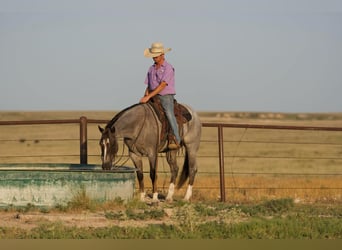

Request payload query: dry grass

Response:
[1,111,342,203]
[136,174,342,204]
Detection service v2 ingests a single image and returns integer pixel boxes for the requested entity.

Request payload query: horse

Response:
[98,102,201,202]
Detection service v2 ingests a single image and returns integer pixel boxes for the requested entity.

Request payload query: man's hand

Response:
[140,95,150,103]
[140,81,167,103]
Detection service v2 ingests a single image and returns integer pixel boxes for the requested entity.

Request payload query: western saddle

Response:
[148,96,192,151]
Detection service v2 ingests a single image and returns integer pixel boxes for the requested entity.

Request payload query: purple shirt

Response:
[144,60,175,96]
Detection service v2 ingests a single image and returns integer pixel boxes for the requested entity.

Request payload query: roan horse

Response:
[98,102,201,202]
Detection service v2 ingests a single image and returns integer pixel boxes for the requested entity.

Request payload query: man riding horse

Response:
[99,42,201,202]
[140,42,181,150]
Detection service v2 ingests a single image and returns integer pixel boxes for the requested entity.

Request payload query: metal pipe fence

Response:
[1,117,342,202]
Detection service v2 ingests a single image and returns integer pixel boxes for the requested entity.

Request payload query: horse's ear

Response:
[98,125,104,133]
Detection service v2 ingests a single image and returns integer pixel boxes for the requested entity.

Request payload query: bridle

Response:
[101,104,151,169]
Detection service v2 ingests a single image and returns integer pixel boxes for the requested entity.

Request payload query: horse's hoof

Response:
[165,197,173,203]
[151,200,159,206]
[139,192,146,202]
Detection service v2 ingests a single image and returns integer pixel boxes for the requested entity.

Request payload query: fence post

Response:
[218,125,226,202]
[80,116,88,164]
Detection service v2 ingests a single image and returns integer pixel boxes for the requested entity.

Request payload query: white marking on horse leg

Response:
[140,192,146,202]
[166,183,175,202]
[152,192,159,202]
[183,185,193,201]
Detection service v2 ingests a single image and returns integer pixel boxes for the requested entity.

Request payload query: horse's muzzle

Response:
[102,162,112,170]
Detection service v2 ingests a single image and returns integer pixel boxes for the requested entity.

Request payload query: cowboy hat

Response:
[144,42,171,58]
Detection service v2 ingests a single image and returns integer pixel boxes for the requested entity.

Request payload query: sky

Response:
[1,0,342,113]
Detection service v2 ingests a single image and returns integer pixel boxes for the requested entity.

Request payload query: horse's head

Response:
[98,125,118,170]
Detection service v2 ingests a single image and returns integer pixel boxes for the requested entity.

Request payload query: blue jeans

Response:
[159,94,181,144]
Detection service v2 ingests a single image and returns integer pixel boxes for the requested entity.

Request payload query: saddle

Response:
[148,96,192,150]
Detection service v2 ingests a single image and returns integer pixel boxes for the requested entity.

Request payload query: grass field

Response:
[1,111,342,203]
[0,197,341,239]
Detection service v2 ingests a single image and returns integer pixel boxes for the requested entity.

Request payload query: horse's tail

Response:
[177,149,189,189]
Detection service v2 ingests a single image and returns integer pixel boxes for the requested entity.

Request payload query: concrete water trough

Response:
[0,163,136,207]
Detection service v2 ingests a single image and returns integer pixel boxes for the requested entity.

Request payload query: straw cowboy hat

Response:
[144,42,171,58]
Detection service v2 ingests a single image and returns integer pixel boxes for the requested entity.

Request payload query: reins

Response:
[145,103,161,147]
[111,104,148,168]
[112,140,129,167]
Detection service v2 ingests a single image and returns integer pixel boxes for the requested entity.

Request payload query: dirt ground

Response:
[0,209,175,230]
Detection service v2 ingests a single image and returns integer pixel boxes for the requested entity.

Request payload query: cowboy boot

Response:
[168,134,180,150]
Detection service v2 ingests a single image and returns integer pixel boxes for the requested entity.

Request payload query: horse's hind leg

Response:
[184,145,198,201]
[165,150,179,202]
[148,154,159,203]
[130,152,145,201]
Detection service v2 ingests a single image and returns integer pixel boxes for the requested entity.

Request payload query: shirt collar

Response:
[154,60,167,68]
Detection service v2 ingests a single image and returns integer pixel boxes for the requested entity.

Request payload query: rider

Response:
[140,42,181,150]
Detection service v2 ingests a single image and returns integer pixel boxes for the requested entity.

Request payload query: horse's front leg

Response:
[130,152,145,201]
[148,154,159,203]
[165,150,179,202]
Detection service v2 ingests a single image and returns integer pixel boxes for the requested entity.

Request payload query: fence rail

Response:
[1,116,342,202]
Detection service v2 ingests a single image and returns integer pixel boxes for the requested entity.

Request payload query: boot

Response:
[168,134,180,150]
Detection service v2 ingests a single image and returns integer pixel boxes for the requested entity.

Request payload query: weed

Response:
[39,207,50,214]
[145,209,165,219]
[193,203,218,216]
[105,211,125,220]
[125,198,148,210]
[263,198,294,213]
[241,198,294,216]
[125,208,165,220]
[66,189,98,211]
[12,203,37,213]
[54,203,68,212]
[173,204,201,232]
[217,207,249,224]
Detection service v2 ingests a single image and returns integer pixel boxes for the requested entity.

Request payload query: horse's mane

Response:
[105,103,142,129]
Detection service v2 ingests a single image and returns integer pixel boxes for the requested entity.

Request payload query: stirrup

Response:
[168,142,180,150]
[168,136,181,150]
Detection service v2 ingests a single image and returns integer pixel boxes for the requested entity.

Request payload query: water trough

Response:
[0,163,136,207]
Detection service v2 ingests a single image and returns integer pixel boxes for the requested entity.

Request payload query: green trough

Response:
[0,163,136,207]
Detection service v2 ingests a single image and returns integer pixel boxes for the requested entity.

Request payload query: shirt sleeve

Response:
[144,72,149,85]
